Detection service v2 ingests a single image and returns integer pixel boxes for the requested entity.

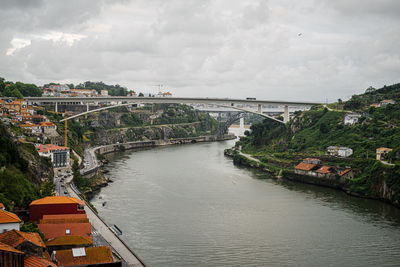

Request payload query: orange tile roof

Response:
[54,246,113,266]
[0,209,22,223]
[24,255,57,267]
[35,144,70,153]
[43,214,87,220]
[316,166,332,174]
[30,196,84,206]
[295,162,316,171]
[376,147,392,152]
[40,217,89,224]
[45,235,93,247]
[0,230,45,248]
[339,169,352,177]
[0,241,24,254]
[0,203,5,209]
[38,222,92,240]
[39,121,56,127]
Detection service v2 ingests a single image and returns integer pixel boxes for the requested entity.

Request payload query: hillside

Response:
[234,83,400,205]
[0,122,54,211]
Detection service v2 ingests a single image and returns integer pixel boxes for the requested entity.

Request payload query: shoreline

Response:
[224,148,400,209]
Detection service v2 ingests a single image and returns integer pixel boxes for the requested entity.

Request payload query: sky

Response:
[0,0,399,102]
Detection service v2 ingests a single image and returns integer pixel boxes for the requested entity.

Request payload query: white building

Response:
[49,84,70,92]
[0,208,21,233]
[100,90,109,96]
[327,146,353,157]
[35,144,70,167]
[344,113,361,125]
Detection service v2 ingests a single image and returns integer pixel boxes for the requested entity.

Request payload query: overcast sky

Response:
[0,0,399,101]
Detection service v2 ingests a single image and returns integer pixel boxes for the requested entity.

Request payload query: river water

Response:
[91,135,400,266]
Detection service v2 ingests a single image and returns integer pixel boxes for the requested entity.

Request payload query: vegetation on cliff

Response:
[236,83,400,204]
[0,122,54,211]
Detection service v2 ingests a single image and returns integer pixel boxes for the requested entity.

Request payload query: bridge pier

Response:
[283,105,289,123]
[258,104,262,114]
[55,102,58,113]
[240,117,244,129]
[86,103,89,112]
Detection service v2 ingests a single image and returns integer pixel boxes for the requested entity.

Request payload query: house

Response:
[0,242,24,267]
[49,84,69,92]
[5,101,22,113]
[20,123,41,135]
[376,147,392,161]
[370,103,379,108]
[39,121,57,135]
[52,246,121,267]
[0,230,46,258]
[29,196,85,222]
[344,113,361,125]
[379,99,396,107]
[315,166,335,178]
[294,162,318,176]
[302,158,321,165]
[326,146,353,157]
[24,255,57,267]
[0,208,22,232]
[339,169,354,179]
[35,144,70,167]
[101,90,109,96]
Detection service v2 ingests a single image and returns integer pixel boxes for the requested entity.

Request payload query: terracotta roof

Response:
[30,196,84,206]
[339,169,352,176]
[370,103,379,107]
[38,222,92,240]
[24,255,57,267]
[376,147,392,152]
[54,246,114,266]
[35,144,69,153]
[43,214,87,220]
[0,241,24,254]
[0,203,5,209]
[40,217,89,224]
[38,121,56,127]
[45,235,93,247]
[295,162,316,171]
[0,209,21,223]
[316,166,332,174]
[0,230,45,248]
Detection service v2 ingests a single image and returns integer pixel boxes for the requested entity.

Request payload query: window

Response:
[66,229,70,235]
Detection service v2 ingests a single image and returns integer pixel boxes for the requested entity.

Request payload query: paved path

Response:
[239,151,261,163]
[67,183,145,266]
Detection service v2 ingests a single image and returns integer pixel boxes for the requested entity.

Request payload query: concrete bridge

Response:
[25,96,322,124]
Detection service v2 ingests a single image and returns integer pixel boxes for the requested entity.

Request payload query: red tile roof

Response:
[376,147,392,152]
[40,217,89,224]
[24,255,57,267]
[0,209,21,223]
[45,235,93,247]
[38,121,56,127]
[316,166,332,174]
[303,158,319,161]
[38,222,92,240]
[30,196,84,206]
[42,214,87,220]
[0,230,45,248]
[339,169,352,177]
[295,162,316,171]
[0,241,24,254]
[0,203,5,209]
[54,246,114,266]
[35,144,69,153]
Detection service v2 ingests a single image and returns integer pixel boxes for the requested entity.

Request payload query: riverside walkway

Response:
[67,180,145,266]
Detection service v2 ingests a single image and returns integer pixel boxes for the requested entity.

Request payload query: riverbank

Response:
[224,148,400,208]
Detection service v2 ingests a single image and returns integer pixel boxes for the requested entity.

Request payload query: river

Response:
[91,133,400,266]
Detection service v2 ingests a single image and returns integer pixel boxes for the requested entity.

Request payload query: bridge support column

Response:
[240,117,244,129]
[283,105,289,123]
[258,104,262,114]
[86,103,89,112]
[55,102,58,113]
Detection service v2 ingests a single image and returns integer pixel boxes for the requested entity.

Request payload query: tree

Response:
[319,122,329,134]
[138,92,144,97]
[365,86,376,94]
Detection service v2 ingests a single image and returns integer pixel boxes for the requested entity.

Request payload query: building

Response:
[315,166,335,178]
[344,113,361,125]
[35,144,70,167]
[339,169,354,179]
[101,90,109,96]
[326,146,353,157]
[29,196,85,222]
[49,84,69,92]
[38,222,92,240]
[294,162,318,176]
[0,230,46,258]
[379,99,396,107]
[376,147,392,161]
[20,123,41,135]
[0,208,22,232]
[52,246,121,267]
[0,242,24,267]
[39,121,57,135]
